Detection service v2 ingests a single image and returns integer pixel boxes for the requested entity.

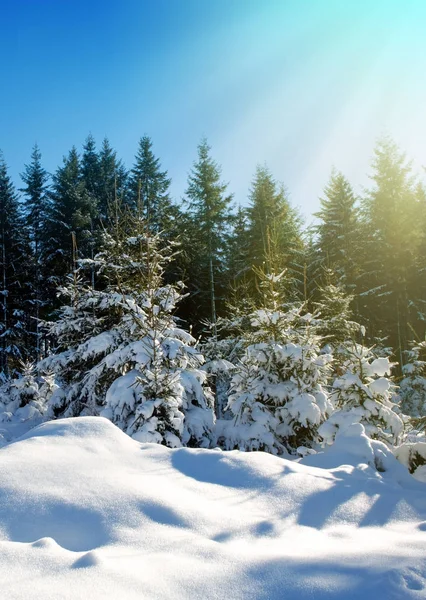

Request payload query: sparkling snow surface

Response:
[0,417,425,599]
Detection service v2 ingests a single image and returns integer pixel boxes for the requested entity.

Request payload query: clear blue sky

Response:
[1,0,426,222]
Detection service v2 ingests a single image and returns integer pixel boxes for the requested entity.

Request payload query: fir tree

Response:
[314,170,360,292]
[44,147,97,291]
[20,144,50,359]
[359,137,419,361]
[128,136,172,231]
[399,339,426,417]
[183,138,233,333]
[224,270,333,455]
[81,134,102,202]
[319,344,403,446]
[98,137,127,220]
[247,165,304,299]
[0,153,31,376]
[42,200,215,447]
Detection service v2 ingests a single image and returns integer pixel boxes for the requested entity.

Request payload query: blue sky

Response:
[1,0,426,222]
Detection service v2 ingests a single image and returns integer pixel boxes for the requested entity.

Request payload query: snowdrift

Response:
[0,417,426,599]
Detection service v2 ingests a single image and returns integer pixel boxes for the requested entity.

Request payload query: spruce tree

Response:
[98,137,127,220]
[44,147,97,292]
[359,137,419,361]
[128,136,173,231]
[313,270,362,351]
[247,165,304,300]
[319,344,403,447]
[224,270,333,455]
[0,153,31,375]
[81,134,102,202]
[399,340,426,417]
[412,182,426,331]
[314,170,360,293]
[42,200,215,447]
[20,144,50,359]
[226,205,251,286]
[183,138,233,333]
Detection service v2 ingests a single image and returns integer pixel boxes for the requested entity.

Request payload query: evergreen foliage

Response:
[359,138,419,361]
[399,340,426,417]
[44,147,98,294]
[183,138,233,332]
[81,134,102,203]
[129,136,173,231]
[247,165,304,299]
[313,271,362,350]
[98,137,127,220]
[0,361,46,428]
[314,170,360,292]
[41,200,215,447]
[20,144,50,358]
[224,270,333,454]
[319,344,403,446]
[1,133,426,457]
[226,205,251,285]
[0,153,31,375]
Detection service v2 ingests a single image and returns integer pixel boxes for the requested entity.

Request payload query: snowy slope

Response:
[0,417,425,600]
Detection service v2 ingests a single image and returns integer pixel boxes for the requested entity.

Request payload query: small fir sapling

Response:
[224,269,333,455]
[319,344,404,446]
[0,362,46,430]
[399,339,426,417]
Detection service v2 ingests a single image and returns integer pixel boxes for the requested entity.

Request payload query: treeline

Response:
[0,134,425,377]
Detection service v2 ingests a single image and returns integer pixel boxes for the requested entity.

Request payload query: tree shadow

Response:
[171,447,275,490]
[0,491,111,551]
[297,466,426,529]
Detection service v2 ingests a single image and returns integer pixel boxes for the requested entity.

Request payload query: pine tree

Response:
[44,147,97,292]
[223,270,333,455]
[41,200,215,447]
[98,137,127,220]
[247,165,304,299]
[399,340,426,417]
[183,138,233,333]
[81,134,102,202]
[313,270,363,351]
[359,137,419,361]
[319,344,403,446]
[20,144,50,359]
[0,153,31,376]
[226,205,251,286]
[314,170,360,292]
[128,136,173,231]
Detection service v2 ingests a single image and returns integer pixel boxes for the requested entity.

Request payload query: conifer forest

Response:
[1,133,426,463]
[2,2,426,596]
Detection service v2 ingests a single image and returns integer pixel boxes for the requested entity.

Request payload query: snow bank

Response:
[0,417,425,599]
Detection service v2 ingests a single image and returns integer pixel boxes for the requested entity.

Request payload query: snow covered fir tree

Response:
[0,133,424,466]
[399,339,426,418]
[221,269,333,455]
[37,199,214,447]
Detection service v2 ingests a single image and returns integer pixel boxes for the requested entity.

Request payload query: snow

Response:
[0,416,425,599]
[366,357,393,377]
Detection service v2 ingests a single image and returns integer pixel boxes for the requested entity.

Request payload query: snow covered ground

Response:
[0,417,425,599]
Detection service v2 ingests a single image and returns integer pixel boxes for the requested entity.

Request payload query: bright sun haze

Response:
[1,0,426,220]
